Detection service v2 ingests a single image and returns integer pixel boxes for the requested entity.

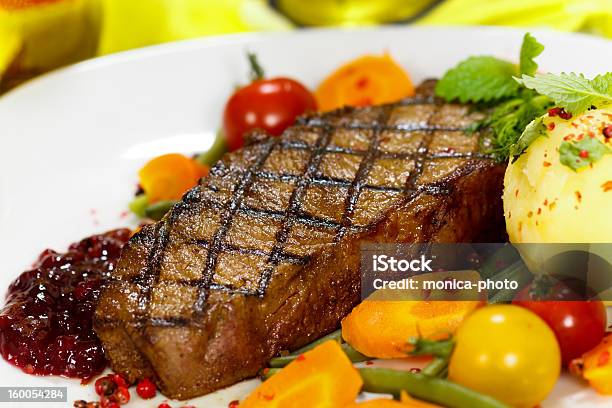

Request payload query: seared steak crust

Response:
[94,82,506,399]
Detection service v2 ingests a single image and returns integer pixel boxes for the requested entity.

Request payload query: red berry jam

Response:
[0,229,131,379]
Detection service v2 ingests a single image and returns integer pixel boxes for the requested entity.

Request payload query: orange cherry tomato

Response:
[138,153,207,203]
[315,53,415,112]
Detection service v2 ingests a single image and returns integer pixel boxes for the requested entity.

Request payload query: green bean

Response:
[291,329,342,355]
[341,343,370,363]
[479,245,521,279]
[267,329,342,368]
[487,261,527,286]
[409,338,452,377]
[260,367,281,381]
[484,260,531,302]
[488,263,532,303]
[409,337,454,359]
[421,357,448,377]
[144,200,177,221]
[439,366,449,379]
[360,368,511,408]
[268,355,295,368]
[269,340,369,367]
[262,366,510,408]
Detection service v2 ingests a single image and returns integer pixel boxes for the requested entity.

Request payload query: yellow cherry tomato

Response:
[448,305,561,408]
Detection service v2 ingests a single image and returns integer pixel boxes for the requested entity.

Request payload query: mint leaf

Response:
[516,72,612,114]
[592,72,612,94]
[519,33,545,76]
[559,137,612,171]
[435,56,520,103]
[510,116,547,161]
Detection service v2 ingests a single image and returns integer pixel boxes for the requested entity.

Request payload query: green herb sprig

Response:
[559,137,612,171]
[515,72,612,115]
[473,93,551,162]
[435,33,612,166]
[434,56,520,104]
[435,32,544,104]
[518,32,545,76]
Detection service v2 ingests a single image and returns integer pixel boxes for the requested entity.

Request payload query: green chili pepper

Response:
[128,194,149,218]
[196,130,228,167]
[144,200,177,221]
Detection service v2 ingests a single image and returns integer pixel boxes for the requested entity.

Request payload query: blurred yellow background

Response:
[1,0,611,92]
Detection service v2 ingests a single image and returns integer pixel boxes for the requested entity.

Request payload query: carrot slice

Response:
[0,0,63,10]
[138,153,207,203]
[342,301,480,359]
[241,340,362,407]
[345,400,406,407]
[345,391,441,407]
[315,54,414,112]
[581,335,612,395]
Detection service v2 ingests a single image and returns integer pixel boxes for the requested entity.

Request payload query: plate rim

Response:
[1,25,610,103]
[0,24,610,407]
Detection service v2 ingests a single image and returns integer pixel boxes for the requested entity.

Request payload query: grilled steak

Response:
[94,81,506,399]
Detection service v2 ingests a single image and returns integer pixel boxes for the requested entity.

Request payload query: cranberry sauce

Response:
[0,229,131,379]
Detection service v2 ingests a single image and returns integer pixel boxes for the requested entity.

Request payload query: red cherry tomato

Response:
[223,77,316,151]
[513,280,607,365]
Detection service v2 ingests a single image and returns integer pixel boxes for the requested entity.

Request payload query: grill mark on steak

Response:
[94,81,508,399]
[194,139,278,311]
[404,117,436,196]
[239,204,354,232]
[300,122,468,132]
[281,143,487,162]
[336,106,393,241]
[257,123,336,295]
[132,222,168,313]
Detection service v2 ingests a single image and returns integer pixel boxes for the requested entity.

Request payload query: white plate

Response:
[0,26,611,408]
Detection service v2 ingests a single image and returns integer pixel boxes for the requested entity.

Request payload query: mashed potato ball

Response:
[504,106,612,243]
